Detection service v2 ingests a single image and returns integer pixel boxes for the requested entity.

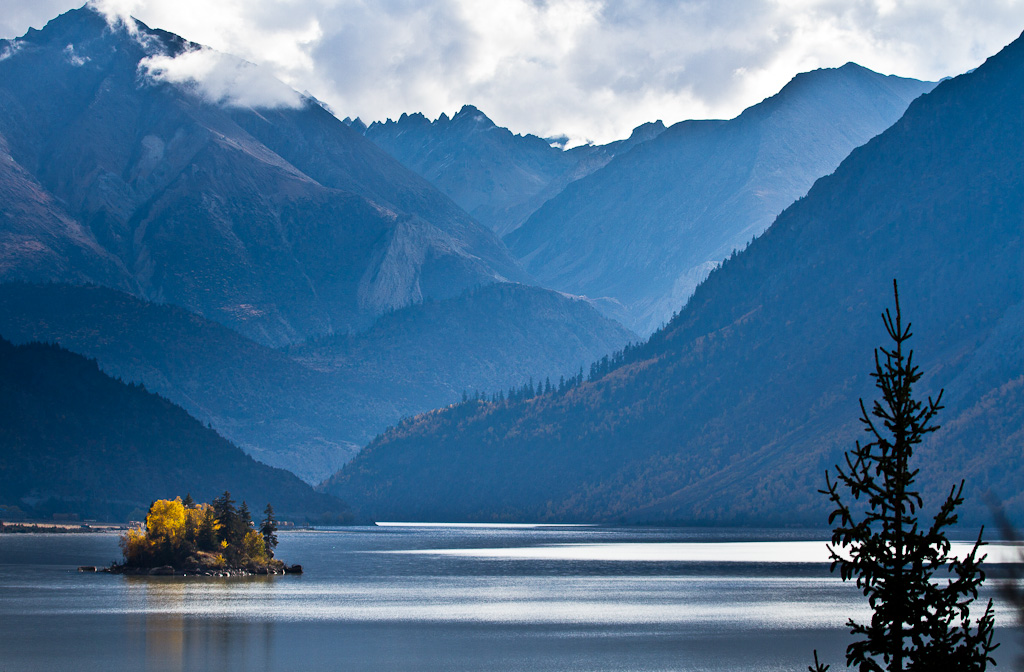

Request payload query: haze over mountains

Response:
[0,281,631,483]
[357,66,933,334]
[325,30,1024,525]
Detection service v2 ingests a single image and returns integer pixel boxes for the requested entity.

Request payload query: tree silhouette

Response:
[811,281,997,671]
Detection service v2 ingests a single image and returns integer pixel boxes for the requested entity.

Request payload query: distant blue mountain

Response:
[505,63,936,334]
[363,106,665,236]
[324,33,1024,525]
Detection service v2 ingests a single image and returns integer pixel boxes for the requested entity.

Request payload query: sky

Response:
[3,0,1024,145]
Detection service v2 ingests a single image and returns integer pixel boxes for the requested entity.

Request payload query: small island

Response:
[108,492,301,576]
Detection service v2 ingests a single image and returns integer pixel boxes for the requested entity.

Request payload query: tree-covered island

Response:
[111,492,301,576]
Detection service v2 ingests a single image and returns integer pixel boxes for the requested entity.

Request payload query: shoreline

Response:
[1,522,127,534]
[79,563,303,577]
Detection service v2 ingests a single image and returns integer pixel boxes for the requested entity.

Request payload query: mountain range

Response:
[4,5,1015,527]
[324,30,1024,525]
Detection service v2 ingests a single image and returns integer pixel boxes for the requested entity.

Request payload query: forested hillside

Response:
[0,337,344,521]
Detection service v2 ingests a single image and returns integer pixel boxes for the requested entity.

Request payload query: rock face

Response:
[505,63,936,334]
[324,32,1024,526]
[364,106,666,236]
[0,6,527,346]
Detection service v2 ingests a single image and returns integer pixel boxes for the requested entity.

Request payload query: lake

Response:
[1,525,1019,671]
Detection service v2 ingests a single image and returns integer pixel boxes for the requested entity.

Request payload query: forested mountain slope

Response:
[325,33,1024,526]
[0,337,344,522]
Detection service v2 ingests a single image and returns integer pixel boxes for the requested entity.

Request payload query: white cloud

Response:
[3,0,1024,142]
[138,46,304,109]
[0,40,23,62]
[63,42,89,65]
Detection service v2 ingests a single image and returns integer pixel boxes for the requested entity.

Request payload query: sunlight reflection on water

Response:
[385,540,1024,564]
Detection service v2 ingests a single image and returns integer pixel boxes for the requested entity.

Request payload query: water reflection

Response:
[121,576,279,672]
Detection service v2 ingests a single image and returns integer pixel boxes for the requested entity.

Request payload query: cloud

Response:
[63,42,89,66]
[138,46,304,109]
[0,40,23,62]
[3,0,1024,143]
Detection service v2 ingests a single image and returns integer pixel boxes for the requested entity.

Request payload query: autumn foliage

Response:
[120,493,282,572]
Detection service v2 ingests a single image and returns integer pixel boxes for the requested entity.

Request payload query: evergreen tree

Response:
[260,503,279,558]
[212,491,240,546]
[811,282,997,671]
[196,505,218,552]
[182,493,195,508]
[239,501,252,527]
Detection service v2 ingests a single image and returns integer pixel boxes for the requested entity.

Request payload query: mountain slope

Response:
[0,131,134,291]
[324,34,1024,525]
[506,63,935,334]
[0,282,633,483]
[0,6,526,346]
[0,336,345,522]
[364,106,665,236]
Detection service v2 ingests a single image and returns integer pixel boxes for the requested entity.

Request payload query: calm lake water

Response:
[1,525,1020,671]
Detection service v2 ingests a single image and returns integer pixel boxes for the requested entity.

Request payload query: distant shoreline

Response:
[0,522,127,534]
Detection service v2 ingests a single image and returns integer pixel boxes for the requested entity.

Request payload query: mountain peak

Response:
[452,104,495,128]
[32,4,109,39]
[627,120,666,143]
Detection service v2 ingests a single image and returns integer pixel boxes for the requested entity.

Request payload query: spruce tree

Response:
[196,506,218,552]
[260,503,279,558]
[811,282,997,671]
[212,491,240,546]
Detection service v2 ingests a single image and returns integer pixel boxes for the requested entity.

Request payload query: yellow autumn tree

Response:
[119,524,150,564]
[243,530,268,561]
[146,497,186,545]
